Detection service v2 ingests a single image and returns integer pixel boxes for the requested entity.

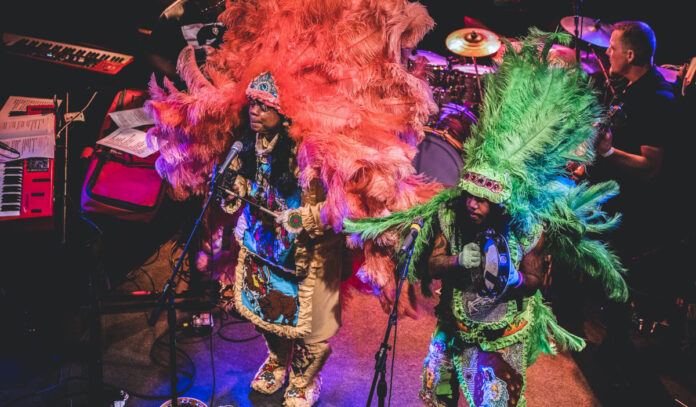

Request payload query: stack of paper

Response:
[96,107,162,158]
[0,96,58,163]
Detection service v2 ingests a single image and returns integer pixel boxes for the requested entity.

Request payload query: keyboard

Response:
[0,158,54,222]
[2,33,133,75]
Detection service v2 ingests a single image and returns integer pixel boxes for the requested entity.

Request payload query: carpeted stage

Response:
[1,226,694,407]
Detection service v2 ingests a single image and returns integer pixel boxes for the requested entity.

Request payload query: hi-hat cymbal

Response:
[560,16,612,48]
[446,28,501,57]
[409,49,448,66]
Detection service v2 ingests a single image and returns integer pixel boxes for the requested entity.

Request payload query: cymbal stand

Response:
[470,56,485,105]
[590,47,617,101]
[572,0,584,62]
[57,92,69,245]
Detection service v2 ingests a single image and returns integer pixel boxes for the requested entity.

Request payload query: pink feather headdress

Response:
[146,0,442,315]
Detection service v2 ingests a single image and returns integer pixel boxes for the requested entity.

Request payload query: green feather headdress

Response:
[460,28,601,235]
[345,29,627,301]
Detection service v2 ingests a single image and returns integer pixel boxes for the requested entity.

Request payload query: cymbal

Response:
[446,28,501,57]
[409,49,448,66]
[656,65,679,84]
[493,42,602,74]
[560,16,612,48]
[548,44,603,74]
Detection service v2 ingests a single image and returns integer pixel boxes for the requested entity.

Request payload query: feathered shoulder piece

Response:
[145,0,443,312]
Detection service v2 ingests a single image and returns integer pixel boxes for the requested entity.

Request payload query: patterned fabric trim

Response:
[452,296,519,342]
[453,348,529,407]
[453,353,477,407]
[234,243,315,338]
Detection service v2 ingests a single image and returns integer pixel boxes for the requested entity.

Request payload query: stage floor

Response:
[1,229,694,407]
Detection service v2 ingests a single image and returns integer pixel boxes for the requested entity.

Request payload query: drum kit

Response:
[411,15,615,149]
[410,27,501,123]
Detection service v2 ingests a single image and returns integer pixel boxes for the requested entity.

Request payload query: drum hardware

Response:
[589,47,618,99]
[422,125,463,151]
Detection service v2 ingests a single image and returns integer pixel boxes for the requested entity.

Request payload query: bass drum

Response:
[414,104,476,187]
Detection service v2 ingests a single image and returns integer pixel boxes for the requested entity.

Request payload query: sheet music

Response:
[0,96,62,119]
[0,114,55,162]
[0,96,58,162]
[97,127,162,158]
[108,107,155,129]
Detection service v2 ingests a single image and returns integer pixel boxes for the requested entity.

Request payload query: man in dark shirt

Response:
[595,21,675,246]
[592,20,678,403]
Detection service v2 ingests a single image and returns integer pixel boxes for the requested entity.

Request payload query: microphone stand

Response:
[366,246,415,407]
[147,164,222,407]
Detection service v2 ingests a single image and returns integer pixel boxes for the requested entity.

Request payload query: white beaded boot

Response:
[283,341,331,407]
[251,332,293,394]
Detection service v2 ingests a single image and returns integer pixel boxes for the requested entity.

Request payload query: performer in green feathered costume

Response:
[344,29,629,407]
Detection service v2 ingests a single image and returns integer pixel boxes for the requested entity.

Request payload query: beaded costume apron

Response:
[234,134,315,338]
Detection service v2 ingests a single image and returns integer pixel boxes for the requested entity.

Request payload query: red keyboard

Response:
[0,158,54,223]
[2,33,133,75]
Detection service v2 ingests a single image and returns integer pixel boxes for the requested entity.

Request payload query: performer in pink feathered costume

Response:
[146,0,442,404]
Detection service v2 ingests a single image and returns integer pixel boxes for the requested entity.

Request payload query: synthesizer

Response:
[0,158,54,224]
[2,32,133,75]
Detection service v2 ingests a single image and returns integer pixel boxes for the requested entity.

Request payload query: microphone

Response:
[398,216,424,256]
[217,141,244,176]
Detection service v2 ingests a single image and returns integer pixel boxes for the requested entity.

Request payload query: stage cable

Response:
[207,198,216,407]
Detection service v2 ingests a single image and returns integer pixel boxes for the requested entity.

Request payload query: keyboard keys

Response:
[0,161,23,217]
[2,33,133,75]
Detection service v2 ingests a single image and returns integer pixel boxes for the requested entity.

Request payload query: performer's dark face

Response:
[465,195,491,225]
[249,99,282,134]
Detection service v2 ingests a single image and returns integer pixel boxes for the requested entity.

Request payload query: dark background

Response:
[2,0,694,71]
[419,0,694,66]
